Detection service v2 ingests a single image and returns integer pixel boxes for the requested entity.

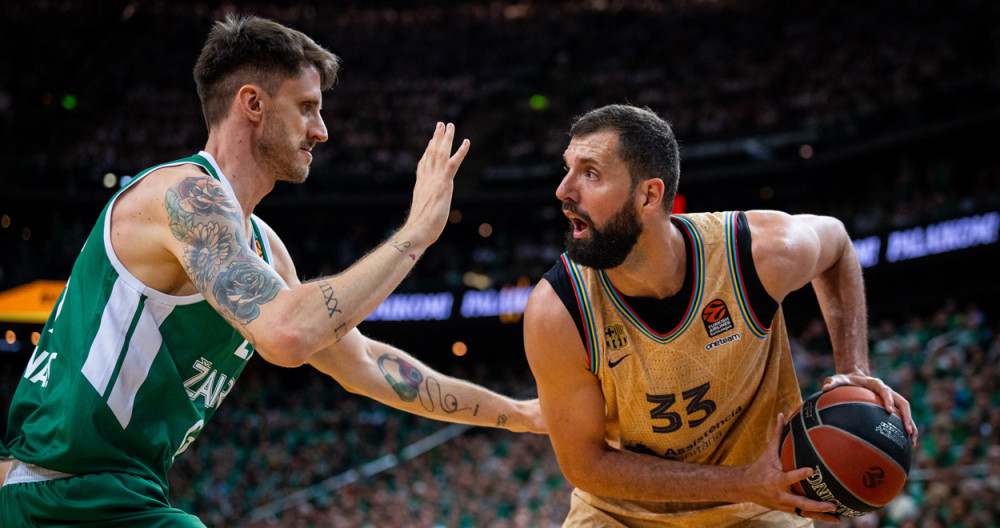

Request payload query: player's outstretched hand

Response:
[738,413,840,524]
[404,122,470,249]
[822,373,918,446]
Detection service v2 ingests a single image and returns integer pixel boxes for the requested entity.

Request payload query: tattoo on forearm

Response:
[333,322,347,342]
[496,414,508,428]
[166,176,281,325]
[390,239,416,261]
[377,354,474,415]
[317,281,342,319]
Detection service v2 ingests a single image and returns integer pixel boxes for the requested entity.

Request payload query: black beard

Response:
[564,202,643,270]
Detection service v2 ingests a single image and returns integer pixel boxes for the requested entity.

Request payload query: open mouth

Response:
[563,209,590,238]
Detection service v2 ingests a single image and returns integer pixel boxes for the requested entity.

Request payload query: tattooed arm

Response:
[160,176,441,367]
[112,123,468,368]
[307,329,545,433]
[255,221,545,433]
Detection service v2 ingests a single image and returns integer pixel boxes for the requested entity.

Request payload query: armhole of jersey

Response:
[101,156,210,306]
[541,256,601,375]
[730,211,779,337]
[249,215,273,266]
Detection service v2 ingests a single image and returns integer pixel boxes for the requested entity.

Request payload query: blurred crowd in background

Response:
[175,301,1000,527]
[1,300,997,527]
[1,0,999,526]
[1,0,995,187]
[1,0,999,295]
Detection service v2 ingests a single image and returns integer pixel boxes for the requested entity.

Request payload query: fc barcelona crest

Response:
[604,324,628,350]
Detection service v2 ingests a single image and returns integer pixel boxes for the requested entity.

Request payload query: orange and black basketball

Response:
[780,385,912,518]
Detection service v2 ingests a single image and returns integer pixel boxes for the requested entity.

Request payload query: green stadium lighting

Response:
[529,94,548,110]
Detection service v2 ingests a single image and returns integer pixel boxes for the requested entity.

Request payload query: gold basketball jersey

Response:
[560,211,808,526]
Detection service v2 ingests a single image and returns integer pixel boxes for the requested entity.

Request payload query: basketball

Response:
[780,385,912,518]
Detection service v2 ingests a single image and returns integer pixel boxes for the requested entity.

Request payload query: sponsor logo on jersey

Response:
[704,333,741,351]
[252,236,265,261]
[607,353,631,368]
[24,347,58,388]
[701,299,734,337]
[183,357,236,409]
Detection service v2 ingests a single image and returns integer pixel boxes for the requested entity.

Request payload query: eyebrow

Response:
[566,155,601,169]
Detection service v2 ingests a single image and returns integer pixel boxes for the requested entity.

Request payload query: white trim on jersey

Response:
[82,278,142,396]
[198,150,276,265]
[102,160,204,307]
[3,459,75,486]
[250,214,275,265]
[82,278,176,428]
[106,296,173,428]
[197,150,233,196]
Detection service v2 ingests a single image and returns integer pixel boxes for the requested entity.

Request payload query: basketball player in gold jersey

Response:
[524,104,917,526]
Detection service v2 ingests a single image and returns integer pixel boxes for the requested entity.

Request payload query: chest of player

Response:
[593,284,770,409]
[588,271,776,463]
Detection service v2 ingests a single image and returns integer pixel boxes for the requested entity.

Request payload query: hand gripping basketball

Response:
[739,413,841,523]
[780,386,913,519]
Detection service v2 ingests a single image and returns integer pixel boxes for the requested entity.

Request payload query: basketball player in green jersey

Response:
[524,105,918,526]
[0,14,544,527]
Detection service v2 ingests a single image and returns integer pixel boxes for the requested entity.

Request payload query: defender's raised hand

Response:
[404,122,470,250]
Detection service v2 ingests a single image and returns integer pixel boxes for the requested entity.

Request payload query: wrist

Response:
[510,399,544,434]
[726,463,756,504]
[834,366,869,378]
[386,227,431,262]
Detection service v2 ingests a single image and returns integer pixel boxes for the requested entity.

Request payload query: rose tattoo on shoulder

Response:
[166,177,241,241]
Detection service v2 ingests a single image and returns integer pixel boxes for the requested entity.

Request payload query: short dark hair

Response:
[193,14,341,129]
[570,104,680,212]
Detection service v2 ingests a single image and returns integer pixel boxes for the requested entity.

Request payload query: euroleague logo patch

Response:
[701,299,734,337]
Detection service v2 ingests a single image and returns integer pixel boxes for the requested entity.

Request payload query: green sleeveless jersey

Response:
[2,152,271,492]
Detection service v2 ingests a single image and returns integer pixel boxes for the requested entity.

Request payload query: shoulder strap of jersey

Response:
[174,153,273,266]
[559,254,602,375]
[187,153,220,180]
[725,211,778,337]
[248,215,272,265]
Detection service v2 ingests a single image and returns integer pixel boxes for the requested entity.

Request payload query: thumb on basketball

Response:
[772,413,811,483]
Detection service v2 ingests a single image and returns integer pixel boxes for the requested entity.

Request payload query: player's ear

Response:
[236,84,264,123]
[639,177,665,211]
